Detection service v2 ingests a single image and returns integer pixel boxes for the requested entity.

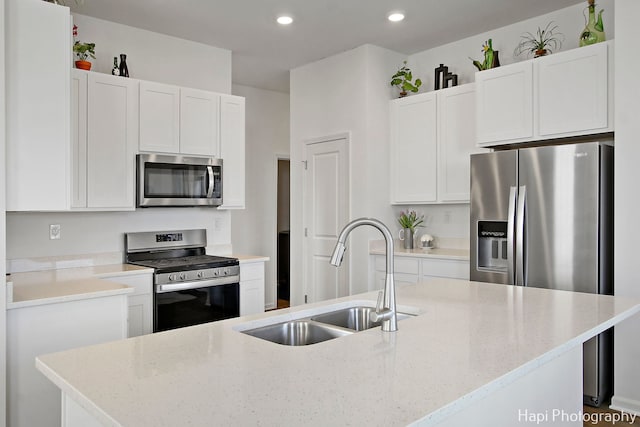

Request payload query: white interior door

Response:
[303,136,349,303]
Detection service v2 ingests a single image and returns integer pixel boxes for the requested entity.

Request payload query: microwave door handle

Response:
[206,166,214,198]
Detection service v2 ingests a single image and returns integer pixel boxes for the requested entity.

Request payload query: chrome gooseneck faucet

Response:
[330,218,398,332]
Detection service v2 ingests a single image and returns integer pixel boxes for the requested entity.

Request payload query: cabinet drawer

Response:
[374,256,419,275]
[240,263,264,281]
[421,259,469,280]
[375,271,418,288]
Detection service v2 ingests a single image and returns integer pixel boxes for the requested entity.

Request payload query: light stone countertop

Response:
[36,279,640,426]
[233,254,270,263]
[6,264,152,309]
[369,238,470,261]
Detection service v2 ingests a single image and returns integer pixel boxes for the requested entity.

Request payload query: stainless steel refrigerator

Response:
[470,141,613,407]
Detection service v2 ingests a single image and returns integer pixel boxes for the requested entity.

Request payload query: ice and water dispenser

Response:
[476,221,509,272]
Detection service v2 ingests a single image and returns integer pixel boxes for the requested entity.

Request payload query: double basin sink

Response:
[240,305,415,346]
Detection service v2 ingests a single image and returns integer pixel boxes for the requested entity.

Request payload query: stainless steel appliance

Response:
[470,141,613,407]
[125,229,239,332]
[137,154,223,207]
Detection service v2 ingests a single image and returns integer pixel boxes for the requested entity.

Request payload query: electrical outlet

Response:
[444,211,452,224]
[49,224,61,240]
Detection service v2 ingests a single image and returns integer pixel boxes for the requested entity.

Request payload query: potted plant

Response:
[390,61,422,98]
[73,41,95,70]
[397,210,424,249]
[514,22,564,58]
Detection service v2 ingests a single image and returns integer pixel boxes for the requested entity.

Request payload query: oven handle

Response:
[156,276,239,293]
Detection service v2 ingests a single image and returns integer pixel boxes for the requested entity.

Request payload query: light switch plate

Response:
[50,224,61,240]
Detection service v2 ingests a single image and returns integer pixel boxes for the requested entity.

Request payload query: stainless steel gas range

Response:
[125,229,240,332]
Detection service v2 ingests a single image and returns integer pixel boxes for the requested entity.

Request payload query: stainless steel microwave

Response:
[137,154,223,207]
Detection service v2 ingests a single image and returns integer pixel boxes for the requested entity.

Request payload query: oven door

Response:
[137,153,223,207]
[154,280,239,332]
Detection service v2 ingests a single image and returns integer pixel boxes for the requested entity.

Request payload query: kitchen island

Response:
[36,278,640,426]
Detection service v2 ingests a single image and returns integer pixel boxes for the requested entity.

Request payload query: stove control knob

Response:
[168,274,176,282]
[179,273,186,281]
[223,269,229,276]
[213,270,219,277]
[197,271,204,279]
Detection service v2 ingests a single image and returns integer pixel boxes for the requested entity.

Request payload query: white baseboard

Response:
[610,395,640,416]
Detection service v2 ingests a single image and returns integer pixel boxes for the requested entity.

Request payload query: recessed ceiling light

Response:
[388,13,405,22]
[277,16,293,25]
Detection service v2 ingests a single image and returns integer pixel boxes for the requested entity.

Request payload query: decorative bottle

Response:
[119,54,129,78]
[579,0,605,47]
[111,57,120,76]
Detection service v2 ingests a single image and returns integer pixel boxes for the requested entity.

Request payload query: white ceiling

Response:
[69,0,584,93]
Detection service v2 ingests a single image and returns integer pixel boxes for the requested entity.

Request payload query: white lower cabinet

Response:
[370,254,469,289]
[240,262,265,316]
[100,272,153,337]
[7,294,129,427]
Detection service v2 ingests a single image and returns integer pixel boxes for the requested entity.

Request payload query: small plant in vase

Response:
[390,61,422,98]
[397,210,424,249]
[73,41,96,70]
[514,22,564,58]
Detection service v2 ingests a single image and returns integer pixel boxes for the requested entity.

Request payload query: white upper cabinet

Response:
[476,42,613,147]
[139,84,219,156]
[218,95,246,209]
[180,88,221,156]
[71,70,88,208]
[86,73,139,209]
[390,84,485,205]
[6,0,71,211]
[536,42,609,136]
[390,92,438,204]
[476,62,533,145]
[438,84,484,202]
[139,81,180,153]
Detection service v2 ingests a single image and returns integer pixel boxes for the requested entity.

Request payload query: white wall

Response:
[612,0,640,415]
[6,209,230,260]
[409,1,615,88]
[6,14,233,266]
[0,0,7,421]
[72,13,231,93]
[290,45,404,305]
[230,84,289,309]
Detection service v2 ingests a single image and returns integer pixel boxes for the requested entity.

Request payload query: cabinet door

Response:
[87,73,138,209]
[219,95,246,209]
[476,62,533,145]
[240,263,265,316]
[6,0,71,211]
[537,42,609,136]
[180,88,220,156]
[139,81,180,153]
[71,70,88,208]
[438,85,485,202]
[390,93,438,204]
[128,295,152,338]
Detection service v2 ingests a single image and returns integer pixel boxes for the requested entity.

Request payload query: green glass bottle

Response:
[579,0,605,47]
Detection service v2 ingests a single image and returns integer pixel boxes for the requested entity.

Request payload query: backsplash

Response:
[6,209,232,272]
[393,204,470,242]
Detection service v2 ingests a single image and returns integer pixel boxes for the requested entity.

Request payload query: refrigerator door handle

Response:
[516,185,527,286]
[507,186,517,285]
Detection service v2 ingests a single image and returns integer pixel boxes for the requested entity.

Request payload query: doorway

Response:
[276,158,290,309]
[302,134,350,304]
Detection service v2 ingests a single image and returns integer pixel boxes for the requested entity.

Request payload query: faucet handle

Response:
[375,290,383,313]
